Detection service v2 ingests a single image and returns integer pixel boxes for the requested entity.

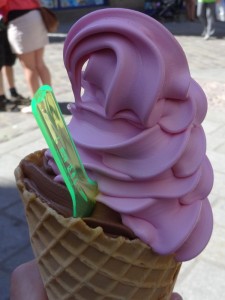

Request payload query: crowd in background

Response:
[0,0,224,113]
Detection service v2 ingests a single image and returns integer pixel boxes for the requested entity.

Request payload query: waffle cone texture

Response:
[15,151,181,300]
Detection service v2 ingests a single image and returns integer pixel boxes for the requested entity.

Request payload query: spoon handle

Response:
[32,85,97,217]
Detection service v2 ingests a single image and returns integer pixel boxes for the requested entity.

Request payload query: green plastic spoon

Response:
[32,85,98,217]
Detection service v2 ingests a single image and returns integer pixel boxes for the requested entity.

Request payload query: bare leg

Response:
[0,68,15,111]
[18,51,40,96]
[3,65,15,89]
[1,64,30,104]
[188,0,196,20]
[35,48,51,86]
[185,0,193,20]
[0,69,4,95]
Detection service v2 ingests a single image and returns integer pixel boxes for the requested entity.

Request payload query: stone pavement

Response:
[0,12,225,300]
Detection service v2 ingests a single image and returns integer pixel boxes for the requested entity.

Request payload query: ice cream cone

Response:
[15,152,181,300]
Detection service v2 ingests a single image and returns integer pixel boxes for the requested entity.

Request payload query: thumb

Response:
[171,292,183,300]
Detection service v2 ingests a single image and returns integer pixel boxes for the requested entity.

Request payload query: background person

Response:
[197,0,216,39]
[0,69,14,111]
[2,65,30,104]
[185,0,196,21]
[0,13,27,111]
[0,0,51,111]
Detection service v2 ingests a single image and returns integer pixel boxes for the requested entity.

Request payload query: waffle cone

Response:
[15,151,181,300]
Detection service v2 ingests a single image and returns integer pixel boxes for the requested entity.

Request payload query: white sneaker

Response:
[21,105,32,113]
[203,34,210,40]
[203,29,215,40]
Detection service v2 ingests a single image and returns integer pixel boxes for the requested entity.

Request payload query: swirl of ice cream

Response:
[48,8,214,261]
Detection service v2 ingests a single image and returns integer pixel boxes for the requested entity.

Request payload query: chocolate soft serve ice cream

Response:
[15,8,214,300]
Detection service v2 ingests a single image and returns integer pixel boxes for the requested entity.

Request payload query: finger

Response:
[10,259,48,300]
[171,292,183,300]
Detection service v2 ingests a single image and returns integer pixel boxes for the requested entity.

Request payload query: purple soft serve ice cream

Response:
[38,9,213,262]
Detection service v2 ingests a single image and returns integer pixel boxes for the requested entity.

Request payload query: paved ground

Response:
[0,10,225,300]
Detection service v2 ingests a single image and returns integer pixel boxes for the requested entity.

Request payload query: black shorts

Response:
[0,29,16,70]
